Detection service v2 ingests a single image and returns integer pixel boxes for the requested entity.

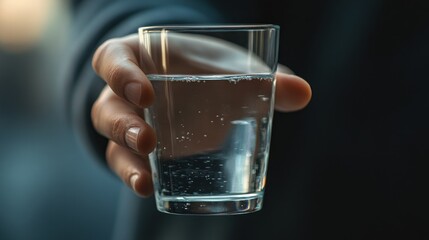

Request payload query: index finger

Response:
[92,34,154,108]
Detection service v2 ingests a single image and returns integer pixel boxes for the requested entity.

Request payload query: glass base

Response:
[156,193,263,215]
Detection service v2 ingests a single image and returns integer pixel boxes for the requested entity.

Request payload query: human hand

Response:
[91,34,312,197]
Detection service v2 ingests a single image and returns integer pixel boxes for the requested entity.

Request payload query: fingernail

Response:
[124,82,141,106]
[126,127,140,152]
[130,174,139,192]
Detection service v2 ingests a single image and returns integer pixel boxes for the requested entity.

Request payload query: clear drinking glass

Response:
[138,24,279,215]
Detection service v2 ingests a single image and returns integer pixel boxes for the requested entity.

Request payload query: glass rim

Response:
[139,24,279,33]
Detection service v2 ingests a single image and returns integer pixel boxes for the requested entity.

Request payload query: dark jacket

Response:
[63,0,429,239]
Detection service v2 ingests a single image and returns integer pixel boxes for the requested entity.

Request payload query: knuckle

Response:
[105,141,120,171]
[111,114,128,145]
[92,38,120,72]
[106,61,128,87]
[105,141,115,163]
[91,98,103,130]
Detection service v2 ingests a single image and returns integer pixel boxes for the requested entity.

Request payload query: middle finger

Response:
[91,86,156,154]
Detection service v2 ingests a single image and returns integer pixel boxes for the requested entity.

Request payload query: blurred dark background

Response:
[0,1,120,239]
[1,0,428,239]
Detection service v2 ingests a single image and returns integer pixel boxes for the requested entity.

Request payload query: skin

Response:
[91,34,312,197]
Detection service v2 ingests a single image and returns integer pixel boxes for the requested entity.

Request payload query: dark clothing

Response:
[63,0,429,239]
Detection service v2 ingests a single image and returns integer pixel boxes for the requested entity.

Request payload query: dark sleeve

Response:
[60,0,224,167]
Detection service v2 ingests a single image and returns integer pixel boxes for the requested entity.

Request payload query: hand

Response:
[91,34,312,197]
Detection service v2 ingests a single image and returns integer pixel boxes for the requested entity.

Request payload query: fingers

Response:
[91,86,156,155]
[106,141,153,197]
[92,35,154,108]
[275,71,312,112]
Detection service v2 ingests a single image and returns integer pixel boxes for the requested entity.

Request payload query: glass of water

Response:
[138,24,279,215]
